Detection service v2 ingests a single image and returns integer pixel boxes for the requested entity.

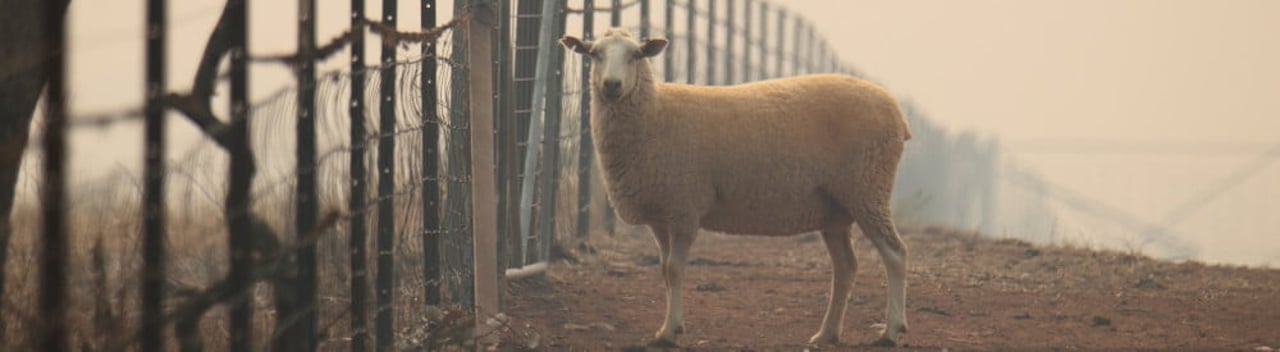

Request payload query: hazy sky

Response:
[61,0,1280,163]
[35,0,1280,264]
[790,0,1280,143]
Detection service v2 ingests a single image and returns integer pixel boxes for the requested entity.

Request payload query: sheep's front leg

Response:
[648,224,675,329]
[809,226,857,346]
[650,219,698,347]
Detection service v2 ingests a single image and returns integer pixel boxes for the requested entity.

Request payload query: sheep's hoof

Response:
[807,332,839,346]
[673,324,685,334]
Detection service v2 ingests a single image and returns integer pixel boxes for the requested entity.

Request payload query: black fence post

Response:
[421,0,442,307]
[375,0,397,350]
[225,0,253,349]
[576,0,595,242]
[611,0,622,27]
[443,0,475,309]
[348,0,369,350]
[686,0,695,84]
[706,0,715,85]
[141,0,166,351]
[39,0,69,350]
[640,0,651,39]
[290,0,319,350]
[663,0,674,82]
[706,0,716,85]
[741,0,750,82]
[725,0,734,84]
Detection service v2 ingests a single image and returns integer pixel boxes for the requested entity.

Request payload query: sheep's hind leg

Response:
[650,219,698,347]
[809,224,858,346]
[855,208,909,346]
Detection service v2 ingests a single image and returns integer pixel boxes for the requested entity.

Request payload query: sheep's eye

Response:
[589,51,603,61]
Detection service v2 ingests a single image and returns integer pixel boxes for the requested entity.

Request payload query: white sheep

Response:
[561,28,912,347]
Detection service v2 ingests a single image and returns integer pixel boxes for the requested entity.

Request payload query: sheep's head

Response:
[561,29,668,102]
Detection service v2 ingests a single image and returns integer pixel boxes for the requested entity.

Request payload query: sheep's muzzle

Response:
[602,79,623,100]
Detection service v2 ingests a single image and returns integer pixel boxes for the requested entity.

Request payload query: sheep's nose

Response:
[603,80,622,96]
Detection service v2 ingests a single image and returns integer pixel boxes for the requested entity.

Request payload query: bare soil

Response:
[504,225,1280,351]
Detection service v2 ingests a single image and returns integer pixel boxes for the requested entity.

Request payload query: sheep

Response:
[560,28,913,347]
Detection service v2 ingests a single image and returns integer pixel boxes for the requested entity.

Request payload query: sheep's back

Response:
[650,74,908,234]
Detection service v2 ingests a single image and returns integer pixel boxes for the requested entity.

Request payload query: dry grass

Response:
[0,153,614,351]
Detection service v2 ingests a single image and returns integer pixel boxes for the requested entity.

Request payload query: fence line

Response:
[5,0,1091,350]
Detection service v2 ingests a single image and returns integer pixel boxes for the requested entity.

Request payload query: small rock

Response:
[1013,312,1032,320]
[637,255,660,266]
[1091,316,1112,327]
[1024,249,1042,258]
[696,282,726,292]
[1136,277,1166,290]
[1254,346,1273,352]
[588,322,616,331]
[563,323,591,331]
[918,306,952,316]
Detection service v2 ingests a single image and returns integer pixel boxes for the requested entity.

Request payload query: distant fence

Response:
[3,0,1068,350]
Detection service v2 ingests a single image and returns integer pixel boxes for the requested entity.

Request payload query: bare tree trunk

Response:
[0,0,71,343]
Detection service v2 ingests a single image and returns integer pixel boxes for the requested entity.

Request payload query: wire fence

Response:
[1,0,984,349]
[11,0,1276,350]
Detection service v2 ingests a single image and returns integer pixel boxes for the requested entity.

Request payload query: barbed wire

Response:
[565,0,642,14]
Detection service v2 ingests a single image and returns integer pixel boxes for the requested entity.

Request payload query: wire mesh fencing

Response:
[1,0,1049,350]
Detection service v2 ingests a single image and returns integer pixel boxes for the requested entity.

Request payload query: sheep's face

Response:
[561,29,668,102]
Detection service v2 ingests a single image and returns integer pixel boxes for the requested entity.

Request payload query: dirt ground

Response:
[502,225,1280,351]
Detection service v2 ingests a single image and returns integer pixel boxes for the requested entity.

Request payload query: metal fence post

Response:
[741,0,750,82]
[725,0,734,84]
[706,0,716,85]
[348,0,369,349]
[421,0,442,307]
[39,0,69,350]
[575,0,595,242]
[443,0,475,310]
[664,0,674,82]
[759,1,767,80]
[806,23,816,73]
[496,0,516,282]
[686,0,696,84]
[775,8,784,78]
[141,0,166,351]
[225,0,253,348]
[612,0,622,26]
[792,16,801,75]
[512,0,543,270]
[517,0,566,269]
[603,0,621,236]
[375,0,397,350]
[536,0,569,263]
[640,0,651,39]
[288,0,320,350]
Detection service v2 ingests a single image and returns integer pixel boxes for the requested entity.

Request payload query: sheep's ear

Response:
[561,36,592,55]
[639,38,668,58]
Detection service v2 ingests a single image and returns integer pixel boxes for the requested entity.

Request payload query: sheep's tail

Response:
[898,110,913,141]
